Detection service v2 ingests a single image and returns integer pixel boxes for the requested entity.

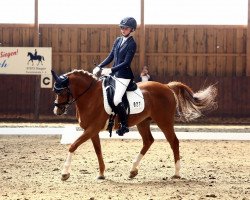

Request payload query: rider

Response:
[34,49,37,57]
[92,17,137,136]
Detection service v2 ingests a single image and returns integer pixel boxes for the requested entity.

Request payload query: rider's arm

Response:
[98,38,119,68]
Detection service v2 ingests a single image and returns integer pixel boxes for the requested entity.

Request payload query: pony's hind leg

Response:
[166,126,181,179]
[130,119,154,178]
[154,118,181,179]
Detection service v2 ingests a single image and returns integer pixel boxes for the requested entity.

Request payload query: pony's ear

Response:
[51,70,59,82]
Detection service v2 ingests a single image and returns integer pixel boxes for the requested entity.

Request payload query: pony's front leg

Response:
[91,134,105,179]
[129,153,144,178]
[61,152,73,181]
[61,128,95,181]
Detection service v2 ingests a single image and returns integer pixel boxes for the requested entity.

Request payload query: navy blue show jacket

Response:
[98,36,136,79]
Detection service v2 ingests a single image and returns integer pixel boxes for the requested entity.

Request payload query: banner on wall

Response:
[0,47,52,75]
[0,47,52,88]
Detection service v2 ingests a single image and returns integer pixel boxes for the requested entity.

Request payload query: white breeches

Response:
[113,76,130,106]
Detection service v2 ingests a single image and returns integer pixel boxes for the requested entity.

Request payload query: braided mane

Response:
[65,69,98,80]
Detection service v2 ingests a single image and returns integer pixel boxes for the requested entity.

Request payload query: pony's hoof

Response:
[129,169,138,178]
[171,175,181,179]
[61,173,70,181]
[97,175,105,180]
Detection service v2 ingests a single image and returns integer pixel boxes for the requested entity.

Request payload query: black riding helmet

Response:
[119,17,137,32]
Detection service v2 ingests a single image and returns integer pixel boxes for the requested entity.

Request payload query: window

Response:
[39,0,140,24]
[145,0,247,25]
[0,0,34,23]
[0,0,247,25]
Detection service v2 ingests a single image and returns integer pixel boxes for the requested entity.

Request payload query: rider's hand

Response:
[92,66,101,75]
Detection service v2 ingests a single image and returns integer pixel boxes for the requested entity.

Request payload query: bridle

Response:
[54,78,96,111]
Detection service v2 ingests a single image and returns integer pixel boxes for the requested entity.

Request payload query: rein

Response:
[54,79,96,108]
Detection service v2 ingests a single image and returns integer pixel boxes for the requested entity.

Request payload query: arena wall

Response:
[0,24,248,120]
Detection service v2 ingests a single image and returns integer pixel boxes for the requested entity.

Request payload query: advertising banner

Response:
[0,47,52,75]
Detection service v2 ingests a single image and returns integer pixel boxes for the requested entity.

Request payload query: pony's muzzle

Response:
[53,103,68,115]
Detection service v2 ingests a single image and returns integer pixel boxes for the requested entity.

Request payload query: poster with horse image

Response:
[0,47,51,75]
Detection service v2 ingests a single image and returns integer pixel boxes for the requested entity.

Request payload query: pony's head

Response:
[51,70,71,115]
[51,69,97,116]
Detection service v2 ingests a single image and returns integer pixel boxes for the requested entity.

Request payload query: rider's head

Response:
[119,17,137,37]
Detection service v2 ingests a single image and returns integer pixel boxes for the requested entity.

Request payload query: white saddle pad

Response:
[102,81,145,115]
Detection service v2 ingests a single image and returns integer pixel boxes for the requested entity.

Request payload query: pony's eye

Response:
[53,88,65,95]
[58,89,69,96]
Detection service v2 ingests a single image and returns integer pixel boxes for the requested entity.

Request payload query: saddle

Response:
[101,75,145,135]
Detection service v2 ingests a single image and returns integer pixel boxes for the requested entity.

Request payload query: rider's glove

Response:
[92,66,101,75]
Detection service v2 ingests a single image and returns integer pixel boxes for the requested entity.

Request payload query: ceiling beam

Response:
[139,0,145,69]
[247,0,250,76]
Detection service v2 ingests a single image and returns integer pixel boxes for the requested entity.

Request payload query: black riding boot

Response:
[116,102,129,136]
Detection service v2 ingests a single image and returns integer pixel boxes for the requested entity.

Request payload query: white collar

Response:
[121,36,131,45]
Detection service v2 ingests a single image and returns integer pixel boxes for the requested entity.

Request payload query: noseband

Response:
[54,79,96,110]
[54,87,73,109]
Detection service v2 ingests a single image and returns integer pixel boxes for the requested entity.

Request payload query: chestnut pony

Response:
[52,69,217,181]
